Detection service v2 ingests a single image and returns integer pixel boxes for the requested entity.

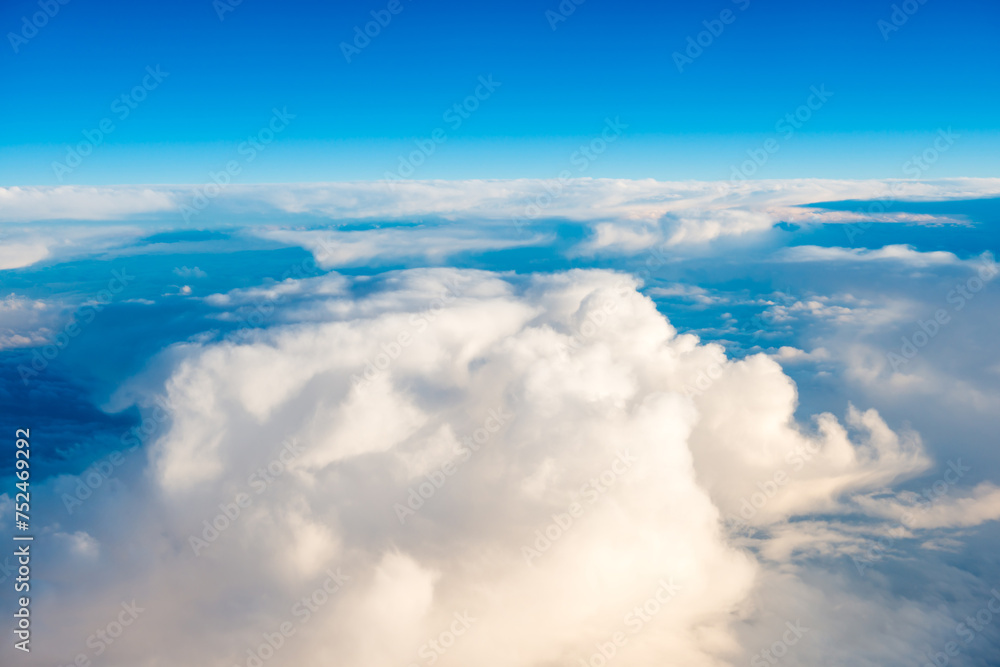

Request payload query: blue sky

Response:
[2,0,998,183]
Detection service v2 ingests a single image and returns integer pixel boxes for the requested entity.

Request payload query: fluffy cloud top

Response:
[19,268,998,667]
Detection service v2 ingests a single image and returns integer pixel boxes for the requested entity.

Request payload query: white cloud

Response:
[247,178,1000,228]
[0,293,57,349]
[778,244,963,267]
[204,273,350,309]
[0,241,50,270]
[769,346,830,364]
[7,177,1000,230]
[256,226,547,269]
[0,185,175,222]
[646,283,724,305]
[854,484,1000,529]
[174,266,208,279]
[3,179,999,275]
[0,224,150,271]
[23,268,997,667]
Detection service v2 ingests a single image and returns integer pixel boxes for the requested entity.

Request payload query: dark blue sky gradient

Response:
[1,0,998,182]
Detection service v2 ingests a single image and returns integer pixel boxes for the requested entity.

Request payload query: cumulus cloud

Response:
[0,293,55,349]
[17,268,998,667]
[204,273,350,308]
[762,292,913,330]
[778,244,963,267]
[173,266,208,279]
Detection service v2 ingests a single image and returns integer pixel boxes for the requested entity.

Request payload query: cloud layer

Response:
[15,268,999,667]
